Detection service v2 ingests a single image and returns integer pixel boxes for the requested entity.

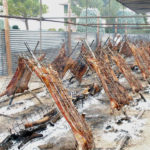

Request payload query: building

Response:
[60,1,77,32]
[0,0,71,31]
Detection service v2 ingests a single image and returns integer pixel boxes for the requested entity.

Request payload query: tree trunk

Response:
[25,19,29,30]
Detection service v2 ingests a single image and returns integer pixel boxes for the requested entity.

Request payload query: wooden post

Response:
[86,0,88,40]
[39,0,42,52]
[3,0,12,75]
[68,2,72,55]
[115,18,118,34]
[97,15,100,46]
[125,20,127,35]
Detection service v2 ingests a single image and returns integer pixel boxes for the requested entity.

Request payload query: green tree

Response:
[48,28,56,31]
[70,0,122,17]
[141,13,148,24]
[70,0,122,33]
[58,28,64,32]
[70,0,103,16]
[77,8,105,34]
[8,0,48,30]
[117,10,147,34]
[100,0,122,33]
[117,10,136,34]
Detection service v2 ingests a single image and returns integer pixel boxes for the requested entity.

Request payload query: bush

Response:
[48,28,56,31]
[58,28,64,32]
[77,8,105,34]
[12,25,19,29]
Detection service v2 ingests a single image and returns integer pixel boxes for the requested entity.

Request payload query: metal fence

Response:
[1,30,150,76]
[0,30,98,76]
[0,30,68,75]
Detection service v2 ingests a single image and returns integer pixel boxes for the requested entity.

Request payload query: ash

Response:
[0,78,150,150]
[0,100,34,115]
[10,118,70,150]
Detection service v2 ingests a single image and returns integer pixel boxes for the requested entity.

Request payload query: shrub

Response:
[12,25,19,29]
[58,28,64,32]
[48,28,56,31]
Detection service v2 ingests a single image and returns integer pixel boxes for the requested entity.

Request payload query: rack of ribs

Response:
[0,54,45,98]
[51,44,87,83]
[129,43,150,80]
[25,58,94,150]
[81,44,132,110]
[111,52,143,93]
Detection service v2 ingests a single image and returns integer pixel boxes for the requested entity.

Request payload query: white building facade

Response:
[8,0,69,31]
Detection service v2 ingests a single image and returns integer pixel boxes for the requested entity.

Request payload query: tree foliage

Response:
[70,0,103,16]
[70,0,122,33]
[8,0,48,30]
[48,28,56,31]
[71,0,149,34]
[117,10,146,34]
[70,0,121,17]
[77,8,105,34]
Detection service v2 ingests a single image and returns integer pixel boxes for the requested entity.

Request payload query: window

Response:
[64,4,68,14]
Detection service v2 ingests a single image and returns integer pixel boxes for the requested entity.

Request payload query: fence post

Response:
[97,14,100,46]
[68,2,72,55]
[115,18,118,34]
[3,0,12,75]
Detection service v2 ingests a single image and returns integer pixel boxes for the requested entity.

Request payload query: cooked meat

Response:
[0,54,45,98]
[81,44,132,110]
[25,58,94,150]
[111,53,143,93]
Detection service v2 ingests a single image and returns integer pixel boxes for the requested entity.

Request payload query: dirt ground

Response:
[127,104,150,150]
[0,72,150,150]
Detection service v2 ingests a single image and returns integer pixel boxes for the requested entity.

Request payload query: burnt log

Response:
[0,124,46,150]
[18,133,43,149]
[25,108,57,128]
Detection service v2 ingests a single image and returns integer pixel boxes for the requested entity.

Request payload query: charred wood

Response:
[139,93,147,102]
[72,83,101,105]
[0,124,46,150]
[25,108,57,128]
[18,133,43,149]
[116,135,130,150]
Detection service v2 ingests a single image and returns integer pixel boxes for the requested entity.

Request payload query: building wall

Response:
[7,0,69,31]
